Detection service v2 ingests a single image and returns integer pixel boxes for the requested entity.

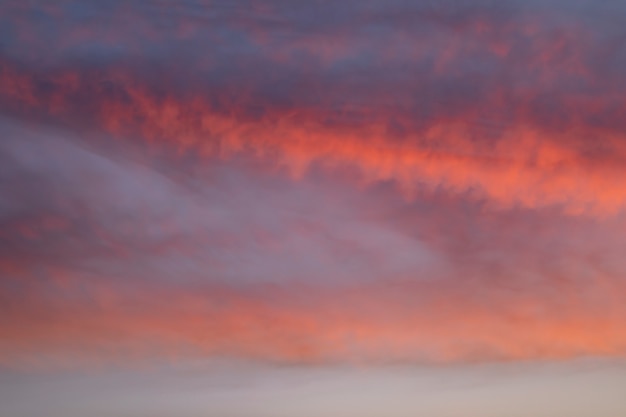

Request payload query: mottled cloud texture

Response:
[1,0,626,368]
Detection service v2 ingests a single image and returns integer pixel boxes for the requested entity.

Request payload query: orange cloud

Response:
[1,61,625,214]
[2,2,626,371]
[1,273,625,368]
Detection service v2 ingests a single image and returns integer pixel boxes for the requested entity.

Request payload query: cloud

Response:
[0,118,625,367]
[1,0,626,368]
[1,0,626,213]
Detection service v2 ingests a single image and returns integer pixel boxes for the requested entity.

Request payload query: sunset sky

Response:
[1,1,626,416]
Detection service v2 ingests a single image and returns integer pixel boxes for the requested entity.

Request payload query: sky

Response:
[0,0,626,416]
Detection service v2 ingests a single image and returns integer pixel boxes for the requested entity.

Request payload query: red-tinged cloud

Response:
[1,62,626,214]
[0,2,625,214]
[1,1,626,368]
[1,273,625,367]
[1,119,626,367]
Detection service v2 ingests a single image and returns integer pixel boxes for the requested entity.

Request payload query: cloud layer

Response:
[1,0,626,368]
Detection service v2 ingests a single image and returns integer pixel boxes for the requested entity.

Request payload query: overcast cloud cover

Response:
[1,1,626,416]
